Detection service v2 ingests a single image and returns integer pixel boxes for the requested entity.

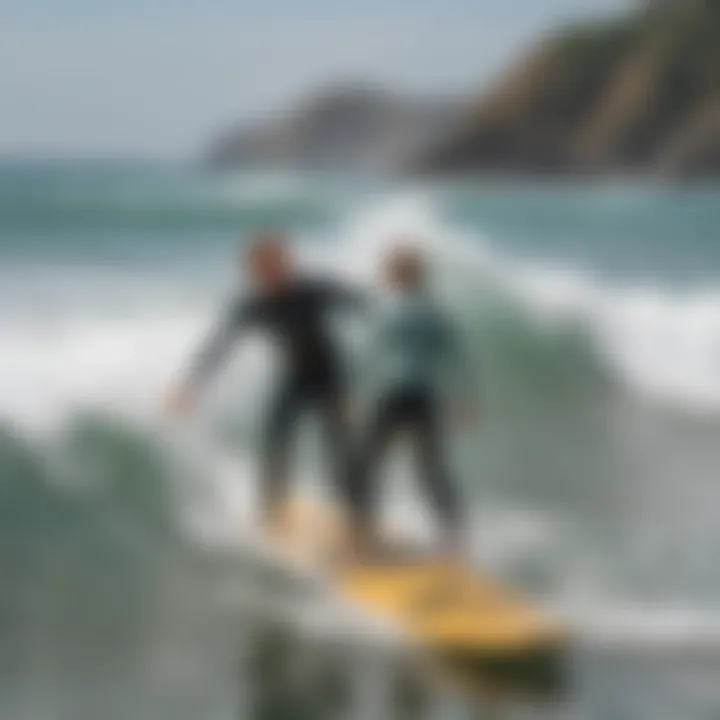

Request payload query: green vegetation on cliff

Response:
[419,0,720,177]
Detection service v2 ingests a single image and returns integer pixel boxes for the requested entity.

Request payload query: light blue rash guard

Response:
[366,290,476,403]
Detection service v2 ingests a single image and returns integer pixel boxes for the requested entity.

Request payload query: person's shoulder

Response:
[415,295,454,333]
[295,276,345,301]
[293,276,324,292]
[232,292,267,322]
[408,292,442,317]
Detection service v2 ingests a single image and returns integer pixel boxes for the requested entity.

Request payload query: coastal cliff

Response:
[417,0,720,178]
[206,83,462,173]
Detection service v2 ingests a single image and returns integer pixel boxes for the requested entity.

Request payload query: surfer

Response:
[165,232,362,529]
[355,243,477,557]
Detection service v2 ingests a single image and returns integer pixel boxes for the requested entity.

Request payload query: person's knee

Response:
[264,402,294,448]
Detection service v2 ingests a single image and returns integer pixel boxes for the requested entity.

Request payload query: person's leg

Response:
[260,382,303,525]
[410,391,463,549]
[346,394,400,552]
[317,389,365,556]
[317,391,354,506]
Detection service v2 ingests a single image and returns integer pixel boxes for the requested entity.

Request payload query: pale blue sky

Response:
[0,0,632,158]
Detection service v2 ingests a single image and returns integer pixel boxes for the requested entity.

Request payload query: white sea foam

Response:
[4,191,720,623]
[567,605,720,650]
[325,192,720,414]
[2,191,718,426]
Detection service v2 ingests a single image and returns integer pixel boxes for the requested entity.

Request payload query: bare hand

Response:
[164,383,198,418]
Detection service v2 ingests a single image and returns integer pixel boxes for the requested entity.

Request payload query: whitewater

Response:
[3,163,720,718]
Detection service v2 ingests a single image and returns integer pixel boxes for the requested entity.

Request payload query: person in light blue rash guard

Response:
[355,243,478,555]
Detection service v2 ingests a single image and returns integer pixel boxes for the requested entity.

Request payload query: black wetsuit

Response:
[191,278,361,515]
[357,385,464,542]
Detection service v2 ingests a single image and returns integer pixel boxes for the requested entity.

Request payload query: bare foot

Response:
[440,530,466,566]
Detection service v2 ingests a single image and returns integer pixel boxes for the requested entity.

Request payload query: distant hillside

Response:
[206,83,462,173]
[417,0,720,178]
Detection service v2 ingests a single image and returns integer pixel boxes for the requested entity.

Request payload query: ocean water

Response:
[2,161,720,719]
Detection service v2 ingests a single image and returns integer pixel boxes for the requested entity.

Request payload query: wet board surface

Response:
[266,499,568,694]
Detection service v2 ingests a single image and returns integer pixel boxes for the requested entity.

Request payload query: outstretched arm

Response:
[188,303,245,388]
[319,278,368,313]
[166,300,246,417]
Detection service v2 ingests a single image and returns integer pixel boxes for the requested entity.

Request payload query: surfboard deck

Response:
[265,499,567,695]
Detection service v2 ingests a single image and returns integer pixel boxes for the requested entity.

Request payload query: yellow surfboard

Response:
[268,499,567,694]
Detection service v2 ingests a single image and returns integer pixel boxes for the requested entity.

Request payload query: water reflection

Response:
[242,609,565,720]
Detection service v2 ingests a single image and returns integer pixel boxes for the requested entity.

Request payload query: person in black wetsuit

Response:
[166,232,362,527]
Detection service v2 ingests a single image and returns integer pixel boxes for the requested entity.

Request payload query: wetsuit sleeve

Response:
[187,299,256,388]
[315,279,367,312]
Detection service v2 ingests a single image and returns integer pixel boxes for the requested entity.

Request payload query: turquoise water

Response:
[2,161,720,718]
